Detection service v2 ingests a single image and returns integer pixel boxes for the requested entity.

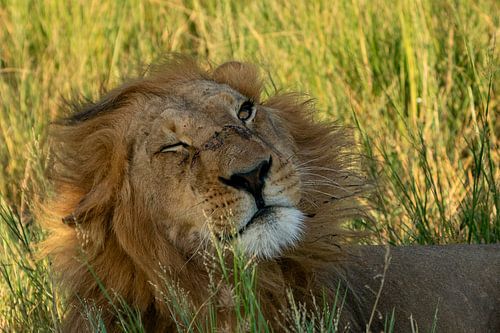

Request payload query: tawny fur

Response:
[41,57,369,332]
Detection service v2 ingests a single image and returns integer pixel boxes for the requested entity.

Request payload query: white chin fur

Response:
[235,207,304,259]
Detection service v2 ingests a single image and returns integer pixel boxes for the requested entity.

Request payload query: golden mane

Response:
[41,56,368,331]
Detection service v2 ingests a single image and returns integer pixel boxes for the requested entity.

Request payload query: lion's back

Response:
[333,244,500,332]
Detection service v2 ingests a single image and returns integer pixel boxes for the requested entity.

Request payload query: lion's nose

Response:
[219,156,272,209]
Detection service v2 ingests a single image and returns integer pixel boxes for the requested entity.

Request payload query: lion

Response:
[42,57,499,332]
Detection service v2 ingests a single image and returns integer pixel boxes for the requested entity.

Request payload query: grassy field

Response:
[0,0,498,331]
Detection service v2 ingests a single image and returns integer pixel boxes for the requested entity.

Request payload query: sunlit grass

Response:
[0,0,498,331]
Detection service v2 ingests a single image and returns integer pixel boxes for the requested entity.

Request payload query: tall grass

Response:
[0,0,498,331]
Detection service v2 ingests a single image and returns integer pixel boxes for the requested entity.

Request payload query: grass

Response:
[0,0,498,331]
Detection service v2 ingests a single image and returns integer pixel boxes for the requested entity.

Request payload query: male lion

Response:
[43,57,499,332]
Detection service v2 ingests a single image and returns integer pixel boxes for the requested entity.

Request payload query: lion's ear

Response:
[212,61,262,102]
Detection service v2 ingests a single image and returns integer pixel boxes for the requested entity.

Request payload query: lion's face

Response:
[128,79,304,258]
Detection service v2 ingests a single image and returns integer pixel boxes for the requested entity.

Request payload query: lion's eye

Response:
[158,142,189,154]
[237,100,256,122]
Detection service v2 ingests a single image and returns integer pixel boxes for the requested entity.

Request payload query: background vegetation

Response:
[0,0,498,331]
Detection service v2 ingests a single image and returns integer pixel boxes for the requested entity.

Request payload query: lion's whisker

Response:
[294,156,324,167]
[302,180,353,192]
[298,172,344,186]
[299,166,366,182]
[302,188,346,199]
[299,194,319,208]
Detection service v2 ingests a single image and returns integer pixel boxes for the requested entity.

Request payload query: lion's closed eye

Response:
[157,141,190,154]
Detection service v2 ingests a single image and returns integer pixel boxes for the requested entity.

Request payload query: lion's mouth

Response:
[216,205,304,259]
[235,205,305,259]
[238,206,276,234]
[218,206,281,242]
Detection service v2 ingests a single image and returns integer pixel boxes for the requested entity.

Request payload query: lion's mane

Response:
[41,57,368,331]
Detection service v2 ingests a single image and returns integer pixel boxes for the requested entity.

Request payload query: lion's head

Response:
[125,62,305,259]
[42,57,367,331]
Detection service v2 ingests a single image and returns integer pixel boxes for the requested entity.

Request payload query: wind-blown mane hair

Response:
[41,56,369,331]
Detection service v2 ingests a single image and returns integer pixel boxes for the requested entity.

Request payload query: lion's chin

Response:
[235,206,304,259]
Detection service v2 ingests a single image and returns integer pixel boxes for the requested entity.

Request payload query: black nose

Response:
[219,156,272,209]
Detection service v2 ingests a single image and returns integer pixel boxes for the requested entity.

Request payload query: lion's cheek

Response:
[166,222,206,253]
[201,195,256,236]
